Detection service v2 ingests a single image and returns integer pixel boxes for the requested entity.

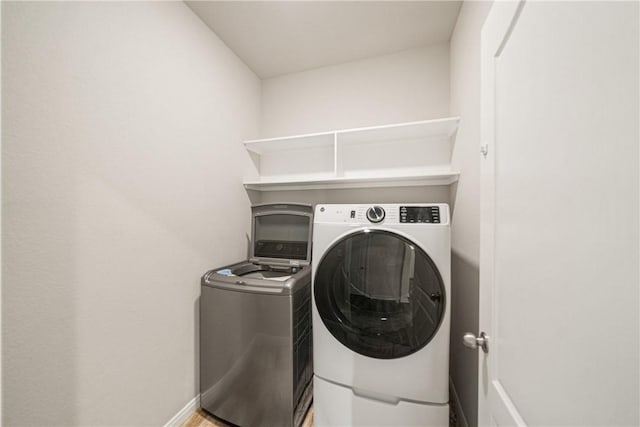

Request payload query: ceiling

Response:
[186,1,462,79]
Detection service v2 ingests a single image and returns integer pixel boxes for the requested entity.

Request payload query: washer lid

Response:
[250,203,313,267]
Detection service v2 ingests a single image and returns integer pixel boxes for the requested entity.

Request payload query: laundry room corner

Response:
[5,1,637,426]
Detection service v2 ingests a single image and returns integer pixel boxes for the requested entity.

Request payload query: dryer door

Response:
[314,230,445,359]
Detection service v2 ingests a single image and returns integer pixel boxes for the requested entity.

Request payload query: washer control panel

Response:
[400,206,440,223]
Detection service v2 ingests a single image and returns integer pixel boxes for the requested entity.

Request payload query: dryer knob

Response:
[366,206,385,223]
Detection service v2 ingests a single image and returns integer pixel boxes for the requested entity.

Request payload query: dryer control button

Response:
[366,206,385,223]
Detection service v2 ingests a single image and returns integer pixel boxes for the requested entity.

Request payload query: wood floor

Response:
[181,402,457,427]
[181,406,314,427]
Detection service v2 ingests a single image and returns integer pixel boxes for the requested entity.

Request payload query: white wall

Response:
[2,2,260,425]
[448,2,493,427]
[258,44,451,206]
[260,45,450,137]
[0,2,3,422]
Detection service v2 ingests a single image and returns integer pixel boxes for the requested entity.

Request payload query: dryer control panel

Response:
[400,206,440,223]
[314,203,449,226]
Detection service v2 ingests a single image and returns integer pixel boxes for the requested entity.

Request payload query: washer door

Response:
[314,230,445,359]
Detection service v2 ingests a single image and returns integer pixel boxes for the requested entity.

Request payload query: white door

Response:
[478,1,639,426]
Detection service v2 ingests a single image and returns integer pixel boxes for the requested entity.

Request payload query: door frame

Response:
[478,1,527,426]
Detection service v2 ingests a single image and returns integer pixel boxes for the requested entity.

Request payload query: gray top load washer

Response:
[200,203,313,427]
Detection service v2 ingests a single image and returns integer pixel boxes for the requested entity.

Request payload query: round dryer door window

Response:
[314,230,445,359]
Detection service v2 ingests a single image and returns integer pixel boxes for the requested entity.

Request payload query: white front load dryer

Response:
[312,204,451,426]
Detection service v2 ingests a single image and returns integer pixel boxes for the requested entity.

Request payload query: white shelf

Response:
[244,171,460,191]
[244,131,334,154]
[337,117,458,145]
[243,117,460,191]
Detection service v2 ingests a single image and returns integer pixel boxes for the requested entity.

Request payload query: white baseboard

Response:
[450,378,469,427]
[164,394,200,427]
